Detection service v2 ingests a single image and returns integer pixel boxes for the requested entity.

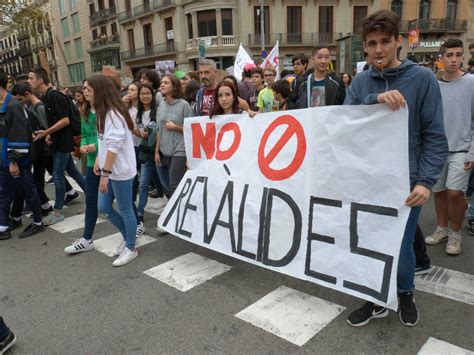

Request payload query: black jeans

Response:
[3,165,42,224]
[414,224,430,268]
[160,155,187,197]
[33,154,74,204]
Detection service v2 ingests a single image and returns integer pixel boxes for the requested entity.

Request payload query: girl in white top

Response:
[87,74,139,267]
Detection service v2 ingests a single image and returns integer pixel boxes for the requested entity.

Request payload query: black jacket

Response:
[0,93,33,168]
[297,72,345,108]
[287,70,310,110]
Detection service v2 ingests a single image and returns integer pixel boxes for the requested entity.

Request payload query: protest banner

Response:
[158,105,410,310]
[233,43,254,81]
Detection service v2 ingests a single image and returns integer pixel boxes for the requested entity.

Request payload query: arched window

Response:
[446,0,457,23]
[419,0,430,20]
[391,0,403,18]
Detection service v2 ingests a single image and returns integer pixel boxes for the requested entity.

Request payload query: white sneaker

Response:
[446,232,462,255]
[64,238,94,254]
[136,221,146,241]
[112,247,138,267]
[113,239,126,256]
[150,197,168,210]
[425,227,450,245]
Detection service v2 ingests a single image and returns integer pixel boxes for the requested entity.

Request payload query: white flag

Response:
[233,43,254,81]
[260,40,280,79]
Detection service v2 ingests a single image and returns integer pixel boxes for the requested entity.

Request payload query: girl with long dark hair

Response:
[210,81,241,118]
[64,80,100,254]
[88,74,138,267]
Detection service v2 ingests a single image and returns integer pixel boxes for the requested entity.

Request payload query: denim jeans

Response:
[137,158,163,218]
[83,167,100,240]
[53,151,85,212]
[397,206,422,293]
[468,194,474,219]
[98,178,137,250]
[413,224,430,268]
[33,154,73,204]
[160,155,186,197]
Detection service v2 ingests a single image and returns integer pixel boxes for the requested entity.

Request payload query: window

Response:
[100,26,107,36]
[91,50,121,72]
[109,0,115,8]
[187,14,193,39]
[61,18,70,37]
[64,41,71,61]
[71,13,80,34]
[111,23,118,36]
[222,9,233,36]
[74,38,82,59]
[391,0,403,18]
[419,0,430,20]
[143,23,153,49]
[446,0,457,23]
[59,0,66,16]
[92,29,98,40]
[68,62,86,84]
[89,3,95,16]
[353,6,368,33]
[127,29,135,52]
[125,0,131,12]
[197,10,217,37]
[69,0,77,11]
[319,6,333,43]
[287,7,302,43]
[254,6,269,35]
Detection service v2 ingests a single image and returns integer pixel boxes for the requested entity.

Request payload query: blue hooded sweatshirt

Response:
[344,59,448,190]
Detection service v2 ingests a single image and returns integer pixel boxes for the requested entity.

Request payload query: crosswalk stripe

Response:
[418,337,473,354]
[143,252,232,292]
[415,265,474,305]
[235,286,346,347]
[94,232,156,257]
[68,179,84,193]
[48,214,105,233]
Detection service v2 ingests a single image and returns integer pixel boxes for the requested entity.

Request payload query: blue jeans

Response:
[468,195,474,219]
[397,206,422,293]
[53,151,85,211]
[137,158,163,218]
[98,178,137,250]
[83,167,100,240]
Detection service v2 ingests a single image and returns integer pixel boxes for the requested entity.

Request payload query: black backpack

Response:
[46,90,81,136]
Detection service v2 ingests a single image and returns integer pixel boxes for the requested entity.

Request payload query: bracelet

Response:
[101,168,112,174]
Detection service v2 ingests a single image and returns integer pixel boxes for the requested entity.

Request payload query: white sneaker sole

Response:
[424,236,448,245]
[399,311,419,327]
[113,252,138,267]
[1,334,17,354]
[64,246,94,254]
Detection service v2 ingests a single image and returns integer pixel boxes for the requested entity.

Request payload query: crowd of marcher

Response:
[1,8,473,353]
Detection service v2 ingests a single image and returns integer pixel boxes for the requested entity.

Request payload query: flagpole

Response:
[260,0,265,53]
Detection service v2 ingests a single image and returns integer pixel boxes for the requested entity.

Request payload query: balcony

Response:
[118,0,175,24]
[186,35,238,50]
[16,29,29,41]
[248,32,342,47]
[89,35,120,52]
[401,18,467,33]
[121,42,175,61]
[17,44,32,56]
[46,36,54,47]
[90,7,117,26]
[48,58,57,68]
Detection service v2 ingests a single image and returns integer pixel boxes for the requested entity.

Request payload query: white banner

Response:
[260,40,280,79]
[233,43,254,81]
[158,105,410,310]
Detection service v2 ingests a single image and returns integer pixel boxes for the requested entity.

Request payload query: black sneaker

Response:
[0,230,12,240]
[398,292,419,326]
[64,191,80,205]
[468,219,474,236]
[347,301,389,327]
[8,218,22,231]
[415,264,431,276]
[41,206,53,216]
[19,223,45,238]
[0,318,16,354]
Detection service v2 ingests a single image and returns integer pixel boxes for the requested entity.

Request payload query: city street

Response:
[1,184,473,354]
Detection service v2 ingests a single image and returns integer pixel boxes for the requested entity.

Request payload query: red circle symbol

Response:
[258,114,307,181]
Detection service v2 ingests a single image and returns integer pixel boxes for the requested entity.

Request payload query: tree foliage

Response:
[0,0,46,28]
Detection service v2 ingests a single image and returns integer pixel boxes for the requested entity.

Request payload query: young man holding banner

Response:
[344,10,448,327]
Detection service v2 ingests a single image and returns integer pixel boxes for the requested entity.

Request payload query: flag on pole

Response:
[260,40,280,79]
[233,43,254,81]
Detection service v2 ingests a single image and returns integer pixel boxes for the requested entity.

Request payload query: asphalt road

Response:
[1,186,473,354]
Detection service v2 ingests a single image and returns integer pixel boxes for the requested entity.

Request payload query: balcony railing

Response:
[17,44,32,56]
[90,7,117,26]
[248,32,342,47]
[46,36,54,47]
[401,18,467,32]
[186,35,238,50]
[16,30,29,41]
[121,41,175,61]
[90,35,120,49]
[118,1,175,23]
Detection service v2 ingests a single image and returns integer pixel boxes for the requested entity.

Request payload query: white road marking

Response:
[94,232,156,257]
[47,214,105,233]
[235,286,345,346]
[143,252,232,292]
[418,337,473,354]
[68,179,84,193]
[415,266,474,305]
